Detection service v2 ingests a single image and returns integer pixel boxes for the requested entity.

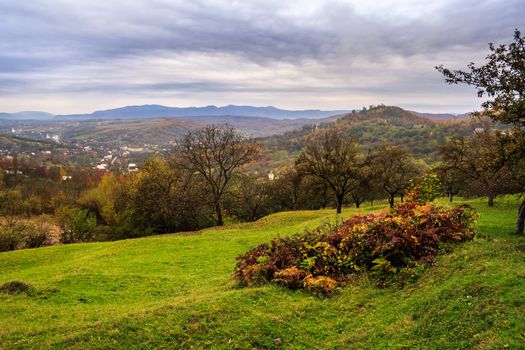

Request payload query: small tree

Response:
[435,155,467,203]
[229,174,270,222]
[178,124,259,226]
[437,29,525,233]
[58,207,97,244]
[439,132,517,206]
[296,130,363,214]
[124,157,209,234]
[369,145,420,207]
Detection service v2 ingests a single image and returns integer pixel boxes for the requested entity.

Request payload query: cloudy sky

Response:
[0,0,523,114]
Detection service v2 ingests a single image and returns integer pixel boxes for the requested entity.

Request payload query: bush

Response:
[58,207,98,244]
[0,220,27,252]
[233,202,478,294]
[24,220,52,249]
[0,217,54,252]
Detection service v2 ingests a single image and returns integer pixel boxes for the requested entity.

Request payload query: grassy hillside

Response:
[0,134,61,152]
[261,106,481,167]
[0,198,524,349]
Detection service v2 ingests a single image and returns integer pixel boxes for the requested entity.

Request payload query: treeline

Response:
[1,120,524,253]
[436,126,523,205]
[0,125,424,252]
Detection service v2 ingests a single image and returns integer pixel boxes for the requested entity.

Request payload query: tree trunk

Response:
[215,203,224,226]
[355,201,360,209]
[336,196,343,214]
[400,194,404,203]
[389,195,395,208]
[251,205,259,222]
[449,193,454,202]
[488,195,495,207]
[321,186,328,209]
[517,199,525,235]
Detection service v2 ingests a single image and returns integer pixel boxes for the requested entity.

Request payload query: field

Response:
[1,198,524,349]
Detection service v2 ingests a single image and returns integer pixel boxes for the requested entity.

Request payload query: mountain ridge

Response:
[52,104,350,120]
[0,104,468,121]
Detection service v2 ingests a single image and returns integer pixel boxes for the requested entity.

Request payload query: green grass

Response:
[1,199,524,349]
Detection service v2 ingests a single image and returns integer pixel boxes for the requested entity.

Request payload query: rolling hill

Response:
[260,105,479,167]
[0,198,523,348]
[55,114,341,146]
[0,134,63,152]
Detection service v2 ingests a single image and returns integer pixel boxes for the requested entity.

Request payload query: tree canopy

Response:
[437,29,525,234]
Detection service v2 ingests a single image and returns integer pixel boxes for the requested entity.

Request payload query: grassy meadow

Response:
[1,198,524,349]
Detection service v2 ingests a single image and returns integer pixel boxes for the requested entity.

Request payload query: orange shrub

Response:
[233,202,478,294]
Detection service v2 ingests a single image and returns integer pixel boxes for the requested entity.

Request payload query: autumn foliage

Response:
[233,196,477,294]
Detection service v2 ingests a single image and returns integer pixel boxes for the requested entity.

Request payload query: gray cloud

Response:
[0,0,524,113]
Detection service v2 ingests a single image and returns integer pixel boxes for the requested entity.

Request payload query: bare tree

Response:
[438,132,517,207]
[296,130,362,214]
[178,124,259,226]
[229,174,270,222]
[369,145,419,207]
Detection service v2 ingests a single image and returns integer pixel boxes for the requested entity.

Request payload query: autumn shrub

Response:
[58,207,98,244]
[0,216,56,252]
[24,220,52,249]
[0,220,27,252]
[233,202,477,294]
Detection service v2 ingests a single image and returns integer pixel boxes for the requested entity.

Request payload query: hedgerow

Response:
[233,198,478,294]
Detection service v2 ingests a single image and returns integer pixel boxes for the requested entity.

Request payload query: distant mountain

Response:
[55,104,350,120]
[0,105,472,122]
[0,111,55,120]
[0,105,469,122]
[411,111,470,121]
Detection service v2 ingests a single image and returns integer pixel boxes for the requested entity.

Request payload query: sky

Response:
[0,0,524,114]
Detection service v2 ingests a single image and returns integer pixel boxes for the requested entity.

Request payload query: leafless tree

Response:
[296,130,363,214]
[178,124,259,226]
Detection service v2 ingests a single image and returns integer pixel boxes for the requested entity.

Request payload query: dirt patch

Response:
[0,280,34,295]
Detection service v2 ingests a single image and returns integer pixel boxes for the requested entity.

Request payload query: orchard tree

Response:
[369,145,420,207]
[435,161,466,203]
[229,174,270,222]
[269,166,304,211]
[437,29,525,233]
[178,124,259,226]
[125,157,209,233]
[439,132,517,206]
[296,129,363,213]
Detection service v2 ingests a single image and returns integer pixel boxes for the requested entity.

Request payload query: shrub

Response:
[24,221,51,249]
[272,266,308,289]
[58,207,98,244]
[406,172,442,204]
[0,219,28,252]
[303,275,338,295]
[0,217,56,252]
[233,202,477,294]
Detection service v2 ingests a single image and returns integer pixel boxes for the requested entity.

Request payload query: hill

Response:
[0,197,523,348]
[412,111,470,121]
[261,105,479,167]
[55,115,340,147]
[0,134,62,152]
